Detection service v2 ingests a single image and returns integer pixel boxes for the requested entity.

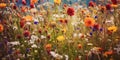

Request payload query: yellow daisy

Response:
[108,26,117,33]
[57,35,65,42]
[54,0,61,4]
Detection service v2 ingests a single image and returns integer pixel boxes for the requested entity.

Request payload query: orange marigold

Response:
[0,24,4,32]
[30,0,38,4]
[45,44,52,51]
[84,17,95,27]
[23,15,33,21]
[0,3,6,8]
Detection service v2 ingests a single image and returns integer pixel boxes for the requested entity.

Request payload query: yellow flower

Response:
[54,0,61,4]
[57,35,65,41]
[0,3,6,8]
[108,26,117,33]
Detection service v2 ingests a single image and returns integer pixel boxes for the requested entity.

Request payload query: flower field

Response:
[0,0,120,60]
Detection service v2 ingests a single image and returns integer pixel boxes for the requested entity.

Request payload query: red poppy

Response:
[13,4,17,9]
[89,1,95,7]
[67,7,75,16]
[106,4,111,10]
[38,29,42,34]
[93,23,100,30]
[16,34,22,39]
[30,3,35,8]
[111,0,117,4]
[20,19,26,28]
[23,30,30,37]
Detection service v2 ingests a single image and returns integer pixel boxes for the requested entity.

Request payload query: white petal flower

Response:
[26,22,31,25]
[41,35,46,39]
[73,33,77,37]
[65,55,69,60]
[31,44,37,48]
[8,41,20,46]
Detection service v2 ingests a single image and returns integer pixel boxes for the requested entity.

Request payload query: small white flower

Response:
[34,50,38,53]
[30,8,38,13]
[8,41,20,46]
[13,26,18,30]
[50,51,56,57]
[87,43,93,46]
[31,44,37,48]
[41,35,46,39]
[26,22,31,25]
[73,33,77,37]
[78,33,83,37]
[30,35,39,44]
[50,51,63,59]
[65,55,69,60]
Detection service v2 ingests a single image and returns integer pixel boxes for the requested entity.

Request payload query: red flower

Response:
[63,4,67,9]
[20,19,26,28]
[89,1,95,7]
[22,0,26,5]
[93,23,100,30]
[13,5,17,9]
[106,4,111,10]
[111,0,117,4]
[47,35,51,39]
[16,34,22,39]
[16,0,18,2]
[23,30,30,37]
[30,3,35,8]
[67,7,75,16]
[38,29,42,34]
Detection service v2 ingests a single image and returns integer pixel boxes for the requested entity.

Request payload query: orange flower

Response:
[84,17,95,27]
[45,44,52,51]
[111,4,118,8]
[78,44,82,49]
[104,50,113,57]
[23,15,33,21]
[30,0,38,4]
[0,24,4,32]
[0,3,6,8]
